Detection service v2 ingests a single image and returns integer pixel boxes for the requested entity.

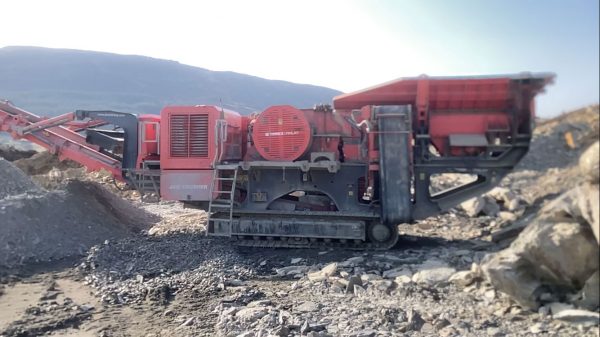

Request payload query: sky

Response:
[1,0,598,117]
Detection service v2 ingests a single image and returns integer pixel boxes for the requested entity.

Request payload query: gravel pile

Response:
[0,131,42,161]
[0,157,41,199]
[0,160,154,268]
[0,144,37,161]
[13,150,81,175]
[80,236,258,305]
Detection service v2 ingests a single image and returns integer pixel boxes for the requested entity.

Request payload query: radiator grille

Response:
[169,114,209,157]
[190,115,209,157]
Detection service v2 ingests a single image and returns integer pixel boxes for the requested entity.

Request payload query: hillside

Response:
[0,46,341,116]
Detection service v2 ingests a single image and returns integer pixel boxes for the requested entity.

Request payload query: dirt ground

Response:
[0,106,598,337]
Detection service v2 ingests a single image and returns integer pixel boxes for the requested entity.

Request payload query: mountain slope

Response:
[0,46,341,116]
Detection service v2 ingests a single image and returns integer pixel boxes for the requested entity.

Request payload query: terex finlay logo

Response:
[264,131,300,137]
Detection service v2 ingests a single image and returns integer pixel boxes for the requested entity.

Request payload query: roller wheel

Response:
[367,222,399,249]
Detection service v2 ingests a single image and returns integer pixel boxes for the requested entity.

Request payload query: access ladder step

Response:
[212,199,232,203]
[215,164,239,170]
[211,203,231,208]
[209,218,234,222]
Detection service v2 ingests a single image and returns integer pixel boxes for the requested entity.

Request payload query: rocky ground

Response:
[0,106,598,337]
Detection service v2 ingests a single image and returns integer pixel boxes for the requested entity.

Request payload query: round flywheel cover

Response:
[253,105,311,161]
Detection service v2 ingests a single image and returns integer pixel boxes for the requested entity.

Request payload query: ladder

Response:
[207,164,239,236]
[127,160,161,202]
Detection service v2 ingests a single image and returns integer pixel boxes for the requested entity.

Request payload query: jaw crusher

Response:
[0,73,554,249]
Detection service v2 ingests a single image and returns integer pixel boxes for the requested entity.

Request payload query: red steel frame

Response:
[0,100,124,180]
[334,73,554,155]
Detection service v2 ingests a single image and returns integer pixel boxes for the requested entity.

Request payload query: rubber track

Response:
[229,234,399,251]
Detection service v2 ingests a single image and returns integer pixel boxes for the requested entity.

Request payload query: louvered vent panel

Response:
[169,114,209,158]
[170,115,189,157]
[189,114,209,157]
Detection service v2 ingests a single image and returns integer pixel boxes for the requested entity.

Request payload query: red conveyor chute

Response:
[0,100,124,180]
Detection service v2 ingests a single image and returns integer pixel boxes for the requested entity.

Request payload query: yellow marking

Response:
[564,131,576,149]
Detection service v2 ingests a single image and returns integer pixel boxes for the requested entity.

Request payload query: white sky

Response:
[2,0,599,116]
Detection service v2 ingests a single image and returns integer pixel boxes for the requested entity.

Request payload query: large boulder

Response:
[577,183,600,244]
[481,252,545,308]
[575,271,600,310]
[579,141,599,184]
[577,141,600,244]
[513,221,598,288]
[482,187,599,310]
[537,181,598,245]
[482,123,599,311]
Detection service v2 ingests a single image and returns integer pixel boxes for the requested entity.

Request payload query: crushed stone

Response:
[0,157,41,199]
[0,162,156,268]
